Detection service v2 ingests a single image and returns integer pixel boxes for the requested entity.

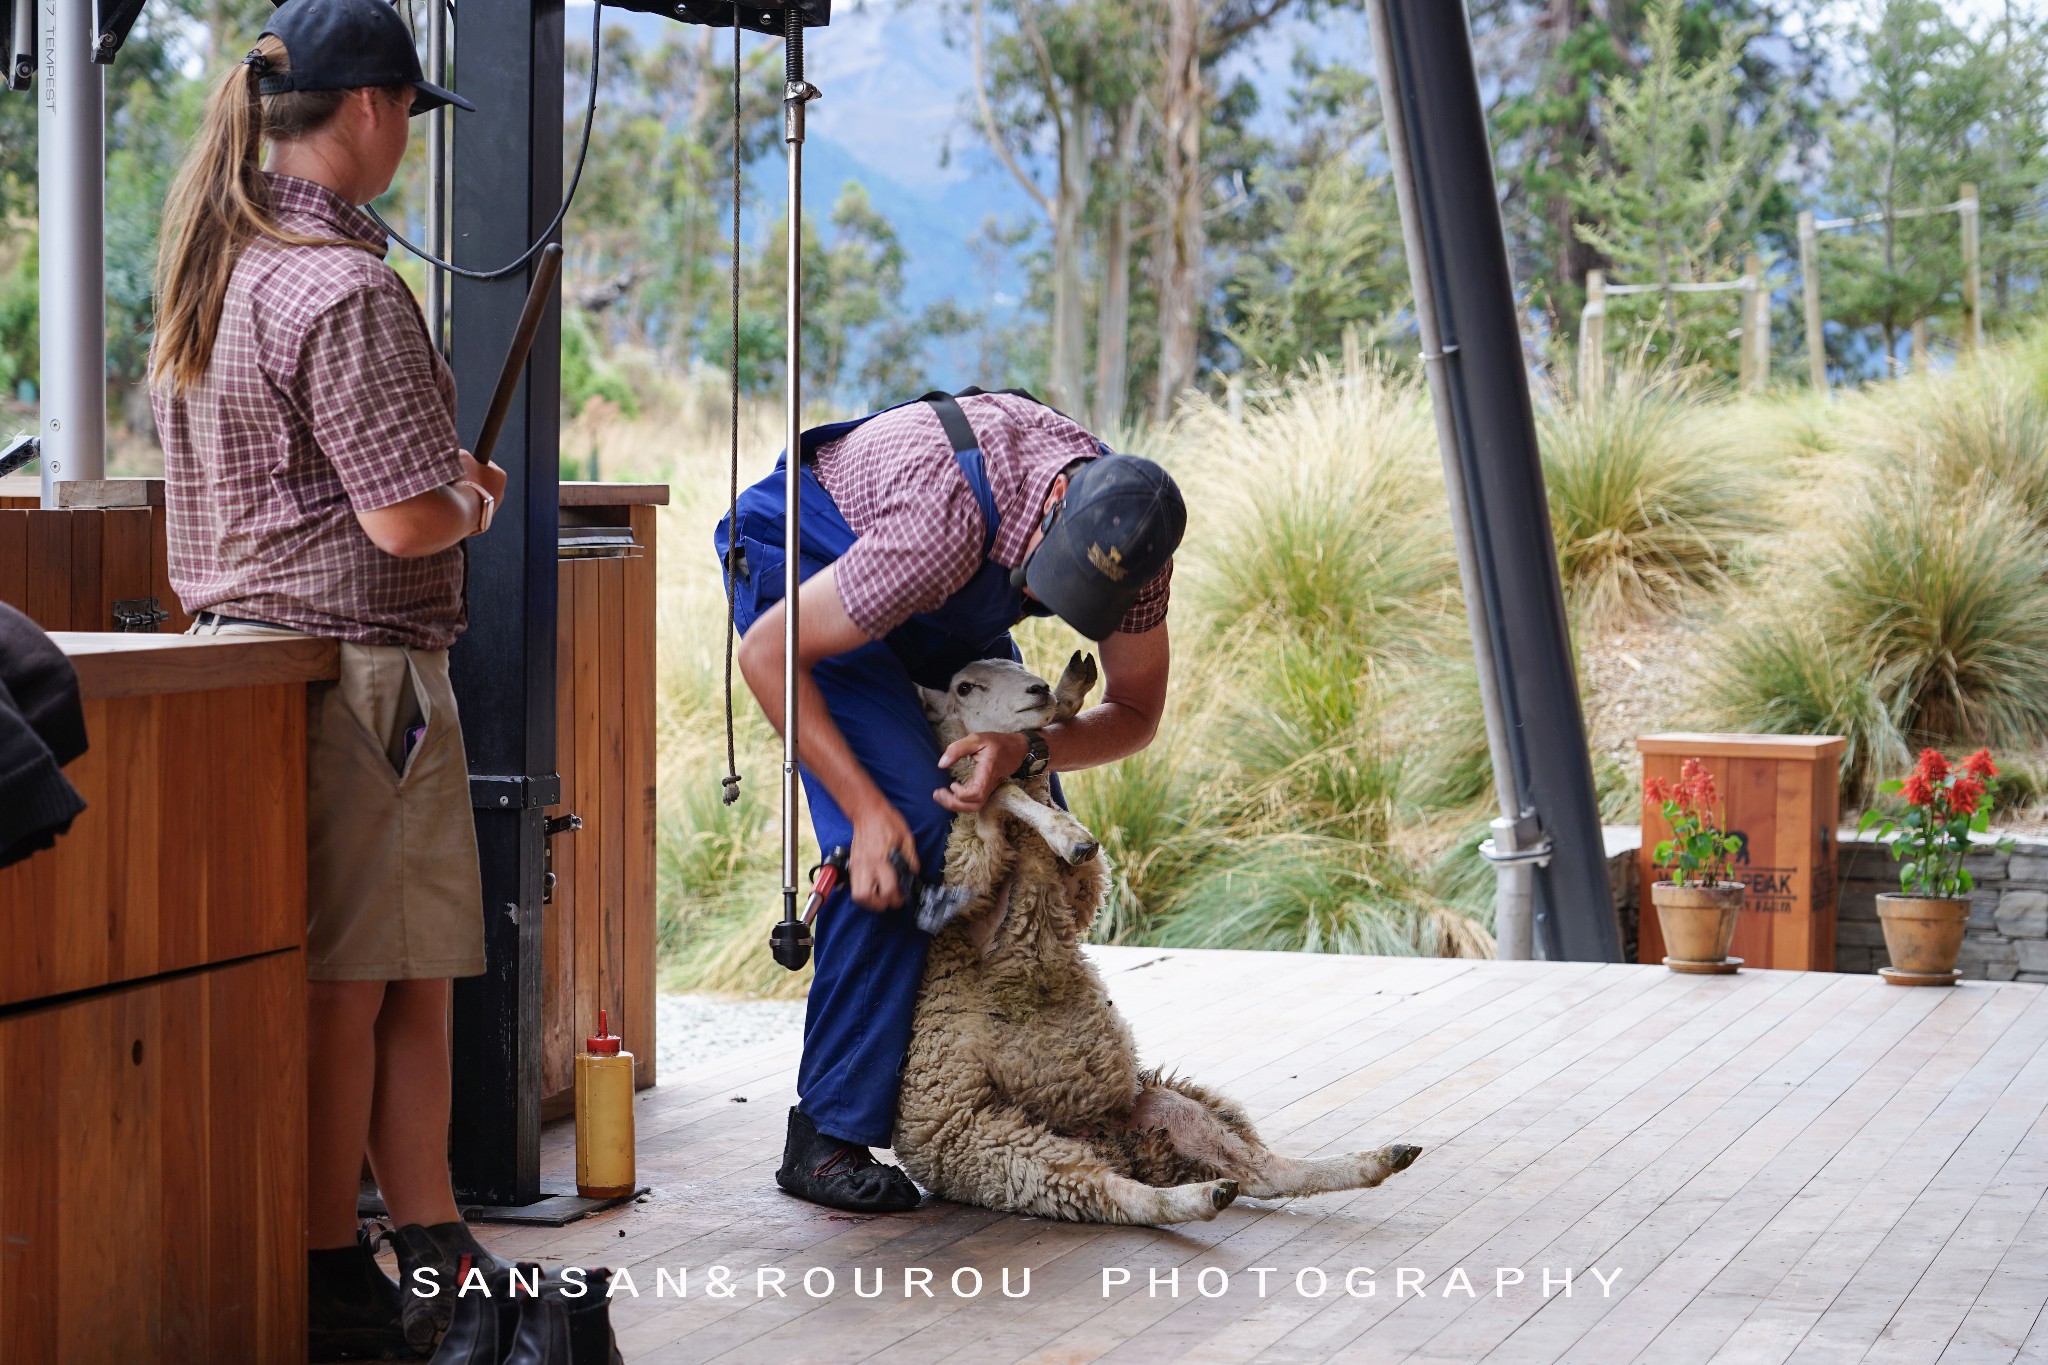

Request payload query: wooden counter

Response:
[0,631,330,1364]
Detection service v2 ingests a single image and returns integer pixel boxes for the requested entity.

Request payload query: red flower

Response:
[1962,749,1999,780]
[1644,776,1671,804]
[1950,774,1986,816]
[1914,748,1951,782]
[1901,771,1935,807]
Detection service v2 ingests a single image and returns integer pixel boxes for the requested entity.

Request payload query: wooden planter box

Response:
[1637,732,1845,972]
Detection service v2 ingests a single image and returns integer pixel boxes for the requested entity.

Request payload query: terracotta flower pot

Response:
[1875,894,1969,986]
[1651,881,1745,974]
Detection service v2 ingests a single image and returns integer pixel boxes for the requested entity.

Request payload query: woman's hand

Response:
[933,730,1029,813]
[849,798,919,910]
[458,448,507,509]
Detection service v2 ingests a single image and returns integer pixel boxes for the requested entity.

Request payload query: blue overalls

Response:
[714,392,1065,1148]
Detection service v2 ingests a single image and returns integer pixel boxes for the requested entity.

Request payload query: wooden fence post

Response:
[1799,211,1825,391]
[1960,182,1981,352]
[1579,268,1606,404]
[1739,254,1768,395]
[1910,318,1929,372]
[1225,374,1243,424]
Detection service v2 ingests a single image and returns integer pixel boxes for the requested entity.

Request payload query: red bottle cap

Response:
[586,1007,622,1056]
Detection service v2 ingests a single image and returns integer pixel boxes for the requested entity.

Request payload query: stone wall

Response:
[1598,825,2047,980]
[1832,831,2048,982]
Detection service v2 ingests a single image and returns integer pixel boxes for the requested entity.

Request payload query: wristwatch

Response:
[1013,728,1051,781]
[455,478,496,535]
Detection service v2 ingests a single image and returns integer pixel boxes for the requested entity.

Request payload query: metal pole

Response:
[425,0,449,350]
[781,12,819,929]
[1367,0,1616,962]
[1799,210,1826,391]
[446,0,564,1209]
[37,0,106,505]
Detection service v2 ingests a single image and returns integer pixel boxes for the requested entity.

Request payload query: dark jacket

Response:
[0,603,88,870]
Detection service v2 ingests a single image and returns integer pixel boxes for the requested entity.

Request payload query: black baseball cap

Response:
[259,0,476,115]
[1012,454,1186,641]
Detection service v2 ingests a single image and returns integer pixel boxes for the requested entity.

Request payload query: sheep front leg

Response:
[919,1105,1237,1225]
[1129,1080,1422,1199]
[988,784,1099,865]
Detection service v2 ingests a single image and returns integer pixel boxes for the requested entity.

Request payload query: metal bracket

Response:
[541,813,582,904]
[469,774,564,810]
[110,597,166,632]
[0,434,36,478]
[89,0,146,64]
[1479,810,1553,868]
[4,0,32,92]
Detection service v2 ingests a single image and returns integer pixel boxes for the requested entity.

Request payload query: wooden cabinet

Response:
[0,634,333,1364]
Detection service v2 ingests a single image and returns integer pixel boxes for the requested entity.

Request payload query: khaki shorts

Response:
[189,619,487,981]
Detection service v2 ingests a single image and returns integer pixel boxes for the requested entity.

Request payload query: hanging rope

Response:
[720,3,744,806]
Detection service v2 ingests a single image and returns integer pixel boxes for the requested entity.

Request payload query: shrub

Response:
[1150,834,1489,958]
[1177,359,1451,653]
[1539,363,1773,626]
[1710,473,2048,800]
[1859,360,2048,533]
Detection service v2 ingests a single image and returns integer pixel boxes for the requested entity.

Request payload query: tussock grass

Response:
[1175,359,1453,653]
[1856,359,2048,533]
[1538,363,1774,627]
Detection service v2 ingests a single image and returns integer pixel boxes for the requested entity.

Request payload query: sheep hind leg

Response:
[924,1106,1237,1226]
[1128,1076,1422,1200]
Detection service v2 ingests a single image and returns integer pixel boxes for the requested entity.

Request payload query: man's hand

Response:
[849,798,919,910]
[933,730,1029,814]
[458,447,508,509]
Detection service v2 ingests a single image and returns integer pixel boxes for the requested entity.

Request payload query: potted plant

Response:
[1858,748,2014,986]
[1646,758,1747,974]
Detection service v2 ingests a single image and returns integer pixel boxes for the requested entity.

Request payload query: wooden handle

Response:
[470,242,564,467]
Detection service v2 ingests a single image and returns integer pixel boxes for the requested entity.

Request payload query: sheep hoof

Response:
[1211,1179,1239,1211]
[1383,1144,1423,1173]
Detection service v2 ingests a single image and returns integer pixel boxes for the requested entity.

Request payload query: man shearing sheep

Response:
[715,389,1186,1213]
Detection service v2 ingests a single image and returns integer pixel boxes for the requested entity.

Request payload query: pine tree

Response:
[1568,0,1783,370]
[1818,0,1992,374]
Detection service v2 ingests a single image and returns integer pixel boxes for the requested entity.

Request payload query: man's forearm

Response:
[737,620,890,825]
[1041,700,1157,774]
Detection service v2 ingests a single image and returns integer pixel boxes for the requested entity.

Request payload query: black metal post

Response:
[1372,0,1620,962]
[447,0,565,1205]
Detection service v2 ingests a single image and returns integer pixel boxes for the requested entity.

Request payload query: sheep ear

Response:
[1052,651,1098,721]
[916,685,950,726]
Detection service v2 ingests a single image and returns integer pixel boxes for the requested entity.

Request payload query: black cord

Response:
[720,0,744,806]
[368,0,604,282]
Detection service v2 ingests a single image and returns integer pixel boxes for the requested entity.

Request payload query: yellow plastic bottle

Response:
[574,1007,636,1199]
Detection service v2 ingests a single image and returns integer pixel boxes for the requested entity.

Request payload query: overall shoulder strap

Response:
[919,392,1000,554]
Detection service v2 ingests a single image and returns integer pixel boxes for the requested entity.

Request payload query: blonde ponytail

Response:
[151,36,374,395]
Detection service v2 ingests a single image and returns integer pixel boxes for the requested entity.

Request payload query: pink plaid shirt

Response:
[811,393,1173,639]
[153,174,467,649]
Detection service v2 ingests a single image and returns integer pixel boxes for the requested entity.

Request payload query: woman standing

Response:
[150,0,511,1358]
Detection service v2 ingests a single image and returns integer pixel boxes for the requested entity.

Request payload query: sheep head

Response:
[918,652,1098,743]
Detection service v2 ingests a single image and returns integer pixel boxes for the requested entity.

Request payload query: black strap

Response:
[918,392,980,456]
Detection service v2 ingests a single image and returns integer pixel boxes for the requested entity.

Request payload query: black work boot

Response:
[308,1236,418,1362]
[378,1218,519,1355]
[775,1106,923,1213]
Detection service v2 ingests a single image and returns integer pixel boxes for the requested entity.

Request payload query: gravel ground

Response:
[654,992,806,1079]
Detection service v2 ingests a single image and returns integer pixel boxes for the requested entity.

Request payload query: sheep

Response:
[895,653,1423,1225]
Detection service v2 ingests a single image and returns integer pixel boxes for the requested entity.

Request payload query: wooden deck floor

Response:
[469,948,2048,1364]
